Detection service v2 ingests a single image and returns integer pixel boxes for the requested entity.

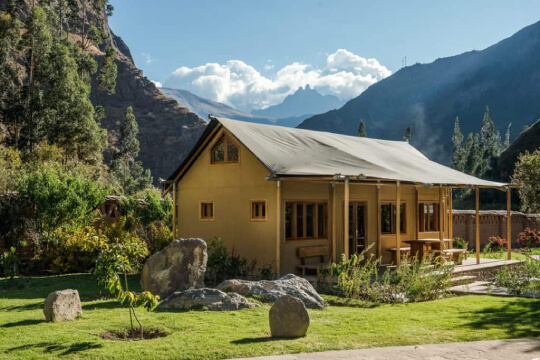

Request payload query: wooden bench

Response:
[297,246,330,276]
[442,249,468,265]
[386,247,411,264]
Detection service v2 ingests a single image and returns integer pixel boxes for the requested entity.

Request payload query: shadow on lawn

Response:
[7,341,103,355]
[0,301,43,311]
[231,336,296,344]
[1,319,45,328]
[461,298,540,339]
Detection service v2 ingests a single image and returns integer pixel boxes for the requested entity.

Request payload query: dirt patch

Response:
[101,327,169,341]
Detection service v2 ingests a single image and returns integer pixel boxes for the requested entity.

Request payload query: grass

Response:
[1,274,540,359]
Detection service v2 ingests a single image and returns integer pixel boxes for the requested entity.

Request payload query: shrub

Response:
[0,247,19,278]
[141,221,172,254]
[517,228,540,248]
[495,259,540,297]
[94,236,158,340]
[205,237,256,286]
[120,189,172,230]
[486,236,508,251]
[453,237,468,250]
[319,248,454,303]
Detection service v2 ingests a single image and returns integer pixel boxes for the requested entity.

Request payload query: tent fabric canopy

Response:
[209,117,506,187]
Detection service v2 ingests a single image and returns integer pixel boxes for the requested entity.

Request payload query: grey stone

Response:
[141,238,207,299]
[159,288,257,311]
[269,295,309,338]
[43,289,82,322]
[217,273,326,309]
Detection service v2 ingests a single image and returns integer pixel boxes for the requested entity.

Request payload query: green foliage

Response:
[453,237,468,250]
[358,119,367,137]
[495,258,540,297]
[451,117,466,172]
[120,189,173,230]
[404,126,412,141]
[205,237,257,286]
[94,235,158,339]
[0,246,18,278]
[45,225,108,274]
[16,164,109,246]
[320,248,454,303]
[513,149,540,213]
[141,221,172,254]
[110,107,152,195]
[98,46,117,95]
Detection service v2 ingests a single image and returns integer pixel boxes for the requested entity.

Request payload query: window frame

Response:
[380,201,407,235]
[418,202,440,232]
[250,200,267,221]
[285,200,328,241]
[210,134,240,164]
[199,201,215,221]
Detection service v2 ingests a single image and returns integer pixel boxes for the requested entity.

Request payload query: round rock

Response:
[269,295,310,338]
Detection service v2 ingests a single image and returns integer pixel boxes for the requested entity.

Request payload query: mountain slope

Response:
[160,88,310,127]
[0,0,206,183]
[498,120,540,180]
[253,85,345,119]
[160,88,274,124]
[298,20,540,162]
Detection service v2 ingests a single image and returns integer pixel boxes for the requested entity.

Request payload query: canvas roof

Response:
[167,116,507,188]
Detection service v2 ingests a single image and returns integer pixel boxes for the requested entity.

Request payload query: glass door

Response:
[348,202,367,255]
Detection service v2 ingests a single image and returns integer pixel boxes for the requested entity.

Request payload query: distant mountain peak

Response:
[252,85,346,119]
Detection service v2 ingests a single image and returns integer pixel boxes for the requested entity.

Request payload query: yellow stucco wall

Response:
[176,128,278,272]
[175,128,451,275]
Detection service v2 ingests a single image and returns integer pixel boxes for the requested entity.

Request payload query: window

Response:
[200,202,214,220]
[419,202,440,232]
[251,200,267,221]
[381,202,406,234]
[211,134,239,164]
[285,201,327,240]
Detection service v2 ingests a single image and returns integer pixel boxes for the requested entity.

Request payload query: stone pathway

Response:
[231,338,540,360]
[450,281,538,298]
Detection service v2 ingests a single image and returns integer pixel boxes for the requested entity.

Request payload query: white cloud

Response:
[151,80,162,88]
[141,52,157,65]
[164,49,391,112]
[264,64,275,71]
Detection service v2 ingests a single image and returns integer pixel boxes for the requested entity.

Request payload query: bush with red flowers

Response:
[517,228,540,248]
[487,236,508,251]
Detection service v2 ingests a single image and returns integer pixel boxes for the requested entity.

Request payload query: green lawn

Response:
[1,274,539,360]
[479,248,540,260]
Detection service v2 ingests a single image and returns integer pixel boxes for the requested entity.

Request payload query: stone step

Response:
[449,275,477,285]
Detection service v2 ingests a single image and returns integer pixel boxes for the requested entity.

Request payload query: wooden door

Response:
[348,202,367,255]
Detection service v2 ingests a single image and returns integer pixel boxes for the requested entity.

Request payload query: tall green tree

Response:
[513,149,540,213]
[451,117,466,171]
[110,107,152,195]
[504,123,512,149]
[98,46,117,94]
[464,133,482,176]
[358,119,367,137]
[404,126,412,142]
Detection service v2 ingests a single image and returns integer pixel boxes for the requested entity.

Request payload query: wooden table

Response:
[403,239,453,261]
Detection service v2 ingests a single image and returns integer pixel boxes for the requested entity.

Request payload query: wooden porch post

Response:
[415,186,419,240]
[376,184,382,260]
[331,182,337,262]
[344,178,350,259]
[439,185,444,250]
[396,181,401,266]
[475,186,480,264]
[448,188,453,240]
[507,188,512,260]
[276,180,281,276]
[172,182,177,239]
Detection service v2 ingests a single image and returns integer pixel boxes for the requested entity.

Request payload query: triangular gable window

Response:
[211,134,239,164]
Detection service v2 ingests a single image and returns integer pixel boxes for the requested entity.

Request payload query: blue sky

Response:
[109,0,540,111]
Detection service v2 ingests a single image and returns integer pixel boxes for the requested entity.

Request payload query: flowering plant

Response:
[517,228,540,248]
[487,236,508,251]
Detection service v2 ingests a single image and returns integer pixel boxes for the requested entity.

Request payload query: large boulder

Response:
[269,295,310,338]
[43,289,82,322]
[159,288,256,311]
[141,238,207,299]
[217,273,326,309]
